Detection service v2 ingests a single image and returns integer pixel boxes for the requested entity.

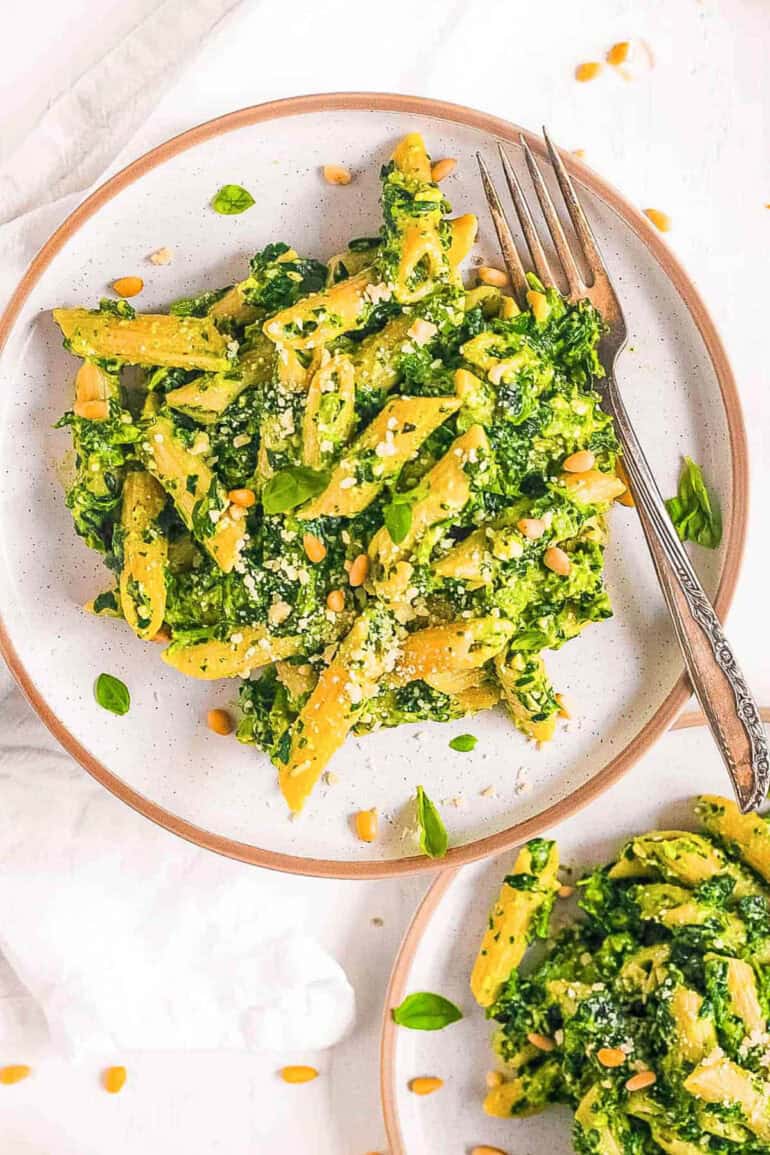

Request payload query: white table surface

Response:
[1,1,768,1151]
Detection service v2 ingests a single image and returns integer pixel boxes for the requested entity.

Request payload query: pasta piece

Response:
[350,313,413,399]
[495,651,559,743]
[471,838,560,1007]
[697,794,770,882]
[301,352,356,470]
[255,346,310,486]
[263,269,377,350]
[684,1052,770,1142]
[207,284,260,325]
[664,986,719,1064]
[369,425,488,595]
[447,214,478,268]
[165,335,274,423]
[162,628,301,679]
[704,953,765,1043]
[627,1095,712,1155]
[297,395,461,520]
[138,415,245,573]
[453,682,500,714]
[279,608,401,812]
[326,247,377,285]
[391,132,433,181]
[119,470,168,640]
[393,616,514,688]
[53,309,231,372]
[483,1060,561,1119]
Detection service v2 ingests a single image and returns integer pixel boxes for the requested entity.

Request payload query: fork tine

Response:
[474,152,529,303]
[496,143,556,290]
[541,126,604,277]
[518,135,586,301]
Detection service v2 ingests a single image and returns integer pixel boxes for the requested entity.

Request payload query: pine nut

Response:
[644,208,671,232]
[485,1070,504,1088]
[112,276,144,298]
[556,693,570,719]
[477,266,509,288]
[102,1066,127,1094]
[348,554,369,587]
[558,884,575,898]
[518,517,546,540]
[408,1076,443,1095]
[355,808,378,842]
[625,1070,656,1092]
[322,164,352,186]
[563,450,596,473]
[0,1065,31,1085]
[74,399,109,421]
[207,708,233,736]
[575,61,603,82]
[303,533,327,563]
[152,627,171,644]
[431,157,457,182]
[279,1065,319,1084]
[228,488,256,508]
[527,1032,555,1052]
[597,1047,627,1068]
[471,1147,509,1155]
[607,41,630,66]
[544,546,571,576]
[326,589,345,613]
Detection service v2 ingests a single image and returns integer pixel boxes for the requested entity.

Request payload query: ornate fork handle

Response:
[606,372,769,811]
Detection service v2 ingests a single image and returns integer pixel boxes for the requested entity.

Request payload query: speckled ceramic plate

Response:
[380,714,770,1153]
[0,94,747,877]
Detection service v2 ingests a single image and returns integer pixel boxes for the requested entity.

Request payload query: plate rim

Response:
[0,92,749,880]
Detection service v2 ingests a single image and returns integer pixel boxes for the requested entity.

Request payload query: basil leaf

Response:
[665,457,722,549]
[384,501,412,544]
[391,991,463,1031]
[98,297,135,320]
[415,785,448,859]
[449,733,477,752]
[262,466,329,515]
[94,672,130,716]
[211,184,255,216]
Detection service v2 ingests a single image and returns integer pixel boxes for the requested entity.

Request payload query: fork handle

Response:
[607,374,769,811]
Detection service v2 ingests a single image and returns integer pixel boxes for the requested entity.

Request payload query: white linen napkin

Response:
[0,0,356,1057]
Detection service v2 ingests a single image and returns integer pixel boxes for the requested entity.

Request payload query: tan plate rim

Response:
[379,706,770,1153]
[0,92,749,879]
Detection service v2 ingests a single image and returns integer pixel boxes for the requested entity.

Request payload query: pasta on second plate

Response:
[54,132,625,813]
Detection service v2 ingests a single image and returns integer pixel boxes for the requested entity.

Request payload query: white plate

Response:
[0,94,746,877]
[380,719,769,1154]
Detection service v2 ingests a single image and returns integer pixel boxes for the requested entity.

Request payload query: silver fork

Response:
[476,130,768,812]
